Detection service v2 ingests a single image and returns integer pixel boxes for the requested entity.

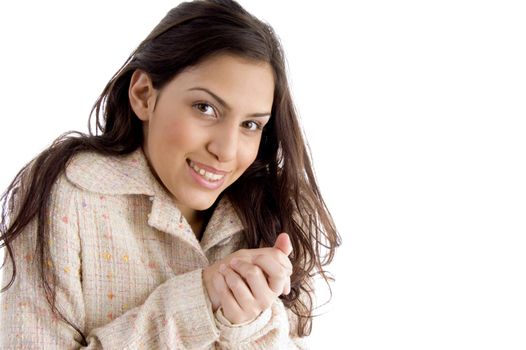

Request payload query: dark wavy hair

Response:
[0,0,341,344]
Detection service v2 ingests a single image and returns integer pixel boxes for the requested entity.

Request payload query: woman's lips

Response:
[186,159,227,189]
[188,159,229,175]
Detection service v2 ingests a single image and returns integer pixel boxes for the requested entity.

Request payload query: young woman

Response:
[0,0,340,348]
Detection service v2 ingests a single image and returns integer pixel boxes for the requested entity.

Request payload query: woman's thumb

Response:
[274,232,292,256]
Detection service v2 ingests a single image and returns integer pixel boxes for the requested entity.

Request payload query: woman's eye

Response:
[194,103,216,117]
[243,120,262,131]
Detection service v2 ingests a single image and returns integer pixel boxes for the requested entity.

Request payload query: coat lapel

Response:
[200,195,244,253]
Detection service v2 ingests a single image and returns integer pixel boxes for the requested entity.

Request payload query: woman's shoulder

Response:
[12,148,156,221]
[63,148,156,197]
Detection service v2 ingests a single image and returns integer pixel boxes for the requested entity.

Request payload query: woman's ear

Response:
[129,70,156,121]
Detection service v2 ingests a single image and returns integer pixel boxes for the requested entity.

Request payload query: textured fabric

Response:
[0,147,309,349]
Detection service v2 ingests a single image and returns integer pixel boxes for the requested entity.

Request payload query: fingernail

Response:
[219,264,227,273]
[230,258,239,267]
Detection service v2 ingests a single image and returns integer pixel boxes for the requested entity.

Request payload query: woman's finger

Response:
[229,258,280,304]
[238,247,292,275]
[219,263,261,317]
[212,270,243,319]
[250,254,290,295]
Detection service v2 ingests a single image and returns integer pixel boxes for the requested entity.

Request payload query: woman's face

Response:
[130,53,274,219]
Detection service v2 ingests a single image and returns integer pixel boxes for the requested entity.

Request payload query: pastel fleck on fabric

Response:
[0,148,309,349]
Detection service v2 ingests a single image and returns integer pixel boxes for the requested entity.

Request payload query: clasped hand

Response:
[203,232,293,325]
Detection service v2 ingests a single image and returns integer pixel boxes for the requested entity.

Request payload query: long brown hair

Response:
[0,0,341,343]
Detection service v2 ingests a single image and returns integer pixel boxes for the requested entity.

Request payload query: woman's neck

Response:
[179,206,211,241]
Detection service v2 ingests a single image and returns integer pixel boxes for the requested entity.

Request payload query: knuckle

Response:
[270,248,282,260]
[234,249,247,259]
[274,270,288,280]
[246,265,262,279]
[237,294,250,304]
[272,249,289,264]
[230,277,244,290]
[283,262,293,275]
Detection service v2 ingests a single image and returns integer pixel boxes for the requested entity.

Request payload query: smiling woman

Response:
[0,0,340,348]
[130,54,275,233]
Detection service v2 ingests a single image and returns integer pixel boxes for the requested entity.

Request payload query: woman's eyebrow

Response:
[188,86,271,118]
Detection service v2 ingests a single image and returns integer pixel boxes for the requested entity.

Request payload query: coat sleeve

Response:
[211,299,310,349]
[0,176,221,349]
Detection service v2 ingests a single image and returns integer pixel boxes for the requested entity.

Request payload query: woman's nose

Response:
[206,122,238,163]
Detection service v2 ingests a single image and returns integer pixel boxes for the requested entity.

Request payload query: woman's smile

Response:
[186,158,228,189]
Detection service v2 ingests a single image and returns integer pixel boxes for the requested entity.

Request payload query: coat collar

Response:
[65,147,244,255]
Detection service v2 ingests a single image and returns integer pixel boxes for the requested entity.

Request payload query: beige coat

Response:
[0,148,308,349]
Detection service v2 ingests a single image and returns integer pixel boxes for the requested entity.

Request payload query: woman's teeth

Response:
[189,161,225,182]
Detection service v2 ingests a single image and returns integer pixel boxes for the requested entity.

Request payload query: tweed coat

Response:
[0,147,308,349]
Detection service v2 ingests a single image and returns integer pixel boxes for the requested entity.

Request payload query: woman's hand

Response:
[202,233,293,324]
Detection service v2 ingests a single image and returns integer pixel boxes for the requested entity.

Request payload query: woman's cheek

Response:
[240,138,261,169]
[163,118,198,148]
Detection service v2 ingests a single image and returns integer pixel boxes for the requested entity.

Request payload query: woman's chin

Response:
[183,193,221,211]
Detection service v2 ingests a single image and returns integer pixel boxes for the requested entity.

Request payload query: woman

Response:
[0,0,340,348]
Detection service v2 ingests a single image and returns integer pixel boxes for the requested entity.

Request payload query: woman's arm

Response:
[0,175,310,349]
[0,176,220,349]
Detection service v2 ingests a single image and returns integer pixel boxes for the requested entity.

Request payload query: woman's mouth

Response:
[187,159,227,189]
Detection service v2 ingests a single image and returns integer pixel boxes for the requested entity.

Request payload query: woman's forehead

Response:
[167,53,275,109]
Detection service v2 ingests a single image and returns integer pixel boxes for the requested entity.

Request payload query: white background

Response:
[1,1,525,349]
